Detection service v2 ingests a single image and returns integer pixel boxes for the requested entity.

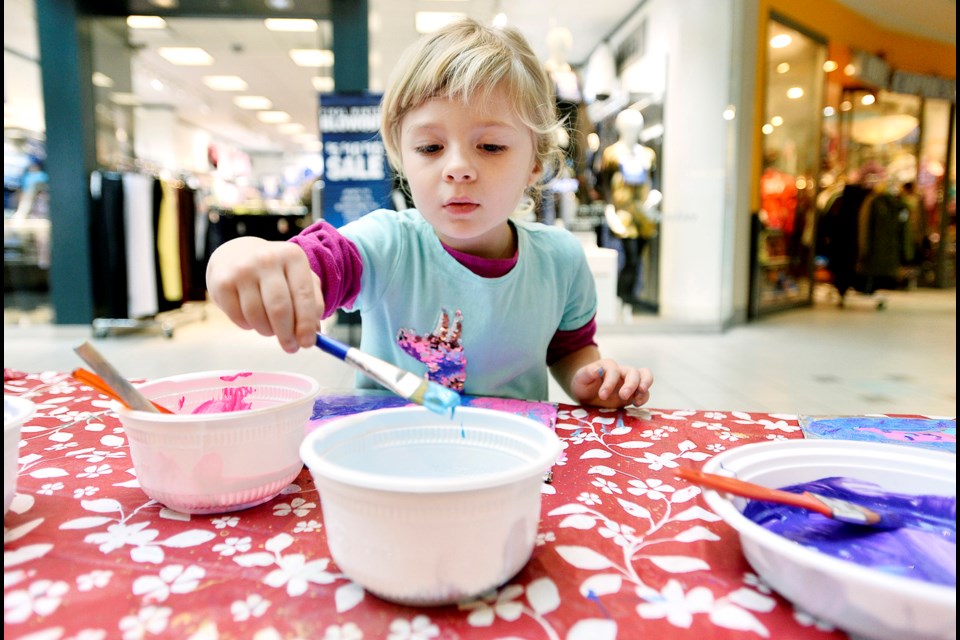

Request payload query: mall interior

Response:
[3,0,956,415]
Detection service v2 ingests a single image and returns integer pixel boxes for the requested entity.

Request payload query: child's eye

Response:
[415,144,442,155]
[479,144,507,153]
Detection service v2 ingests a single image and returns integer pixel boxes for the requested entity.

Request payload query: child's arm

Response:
[549,345,653,409]
[206,221,363,353]
[206,236,324,353]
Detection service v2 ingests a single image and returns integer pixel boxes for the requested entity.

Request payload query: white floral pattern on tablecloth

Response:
[3,370,848,640]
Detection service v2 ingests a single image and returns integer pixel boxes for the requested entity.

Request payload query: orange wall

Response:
[767,0,955,78]
[748,0,956,212]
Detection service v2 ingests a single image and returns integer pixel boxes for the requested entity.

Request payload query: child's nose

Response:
[444,148,475,181]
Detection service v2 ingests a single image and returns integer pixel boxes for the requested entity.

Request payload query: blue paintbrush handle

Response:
[315,333,350,360]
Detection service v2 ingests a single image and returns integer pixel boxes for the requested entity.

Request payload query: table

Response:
[3,369,862,640]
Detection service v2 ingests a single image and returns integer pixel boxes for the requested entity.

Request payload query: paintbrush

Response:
[74,341,165,414]
[676,466,901,529]
[71,367,174,414]
[315,333,460,416]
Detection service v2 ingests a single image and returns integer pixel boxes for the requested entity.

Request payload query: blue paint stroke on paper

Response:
[800,416,956,453]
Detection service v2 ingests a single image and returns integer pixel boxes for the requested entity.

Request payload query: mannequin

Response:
[599,109,659,308]
[543,26,591,194]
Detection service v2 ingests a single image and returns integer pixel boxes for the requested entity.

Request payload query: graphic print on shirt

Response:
[396,308,466,392]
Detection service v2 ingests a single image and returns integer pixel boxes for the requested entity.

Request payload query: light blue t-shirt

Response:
[339,209,597,401]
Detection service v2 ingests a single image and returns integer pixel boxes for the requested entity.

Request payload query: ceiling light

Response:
[148,0,178,7]
[257,111,291,123]
[312,76,335,93]
[492,13,508,28]
[861,93,876,106]
[127,15,167,29]
[289,49,334,67]
[776,62,790,74]
[110,92,141,106]
[770,116,783,126]
[294,132,319,144]
[278,123,305,134]
[786,87,804,99]
[823,60,839,73]
[415,11,467,34]
[158,47,214,66]
[762,123,774,135]
[770,34,792,48]
[264,18,317,32]
[204,76,249,91]
[92,72,114,88]
[234,96,273,110]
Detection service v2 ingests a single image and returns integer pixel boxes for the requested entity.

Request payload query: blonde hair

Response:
[380,18,563,195]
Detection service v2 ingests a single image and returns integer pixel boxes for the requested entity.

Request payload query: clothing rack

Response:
[88,169,209,338]
[92,302,207,338]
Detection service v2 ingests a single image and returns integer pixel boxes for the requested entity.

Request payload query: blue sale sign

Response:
[319,93,393,228]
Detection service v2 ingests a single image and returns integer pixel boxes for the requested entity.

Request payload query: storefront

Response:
[748,1,956,317]
[7,0,955,329]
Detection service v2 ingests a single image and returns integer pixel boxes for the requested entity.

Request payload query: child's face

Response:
[399,84,542,257]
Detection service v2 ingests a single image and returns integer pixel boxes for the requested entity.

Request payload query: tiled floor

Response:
[4,285,956,417]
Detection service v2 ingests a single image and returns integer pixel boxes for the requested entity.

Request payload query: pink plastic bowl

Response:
[115,370,320,514]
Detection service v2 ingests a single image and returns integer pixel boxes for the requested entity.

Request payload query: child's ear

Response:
[528,162,544,186]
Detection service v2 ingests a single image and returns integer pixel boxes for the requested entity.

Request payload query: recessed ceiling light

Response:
[110,92,141,106]
[127,15,167,29]
[148,0,178,8]
[264,18,317,32]
[294,132,319,144]
[289,49,334,67]
[257,111,291,124]
[158,47,214,66]
[770,34,792,48]
[203,76,249,91]
[92,72,114,88]
[312,76,335,93]
[234,96,273,110]
[278,123,305,134]
[415,11,466,34]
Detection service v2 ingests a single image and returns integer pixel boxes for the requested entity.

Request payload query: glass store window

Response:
[750,18,826,317]
[827,89,954,295]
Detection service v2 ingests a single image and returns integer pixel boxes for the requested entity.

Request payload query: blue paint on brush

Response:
[422,382,461,418]
[316,332,461,418]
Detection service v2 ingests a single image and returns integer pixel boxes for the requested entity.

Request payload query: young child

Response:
[205,18,653,408]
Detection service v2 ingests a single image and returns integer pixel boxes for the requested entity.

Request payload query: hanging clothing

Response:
[857,192,910,291]
[760,167,798,235]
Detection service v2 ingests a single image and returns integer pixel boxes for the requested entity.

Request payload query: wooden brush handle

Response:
[676,467,833,518]
[73,342,162,413]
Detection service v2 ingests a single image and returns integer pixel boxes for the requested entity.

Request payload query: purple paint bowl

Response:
[700,439,955,640]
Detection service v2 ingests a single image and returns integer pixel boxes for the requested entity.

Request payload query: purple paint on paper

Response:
[800,416,956,453]
[305,393,557,434]
[744,477,956,587]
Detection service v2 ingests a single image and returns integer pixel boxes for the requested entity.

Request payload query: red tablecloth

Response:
[4,370,849,639]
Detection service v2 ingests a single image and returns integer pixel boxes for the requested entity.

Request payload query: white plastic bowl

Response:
[4,396,35,514]
[300,406,563,606]
[115,370,320,514]
[700,439,956,640]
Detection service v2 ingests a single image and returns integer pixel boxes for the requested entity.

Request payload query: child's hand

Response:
[205,237,324,353]
[570,359,653,409]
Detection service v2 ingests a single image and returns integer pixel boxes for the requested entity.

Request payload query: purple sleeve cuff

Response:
[546,316,598,366]
[288,220,363,319]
